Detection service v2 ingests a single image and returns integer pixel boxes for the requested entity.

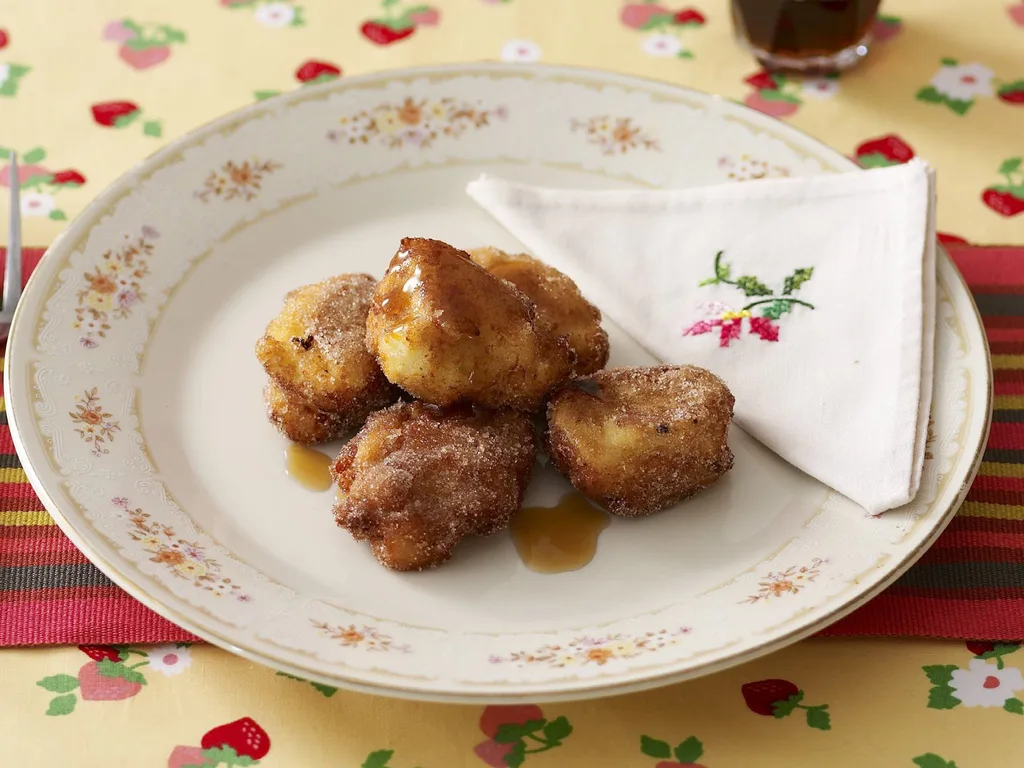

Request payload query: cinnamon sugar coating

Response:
[332,401,536,571]
[546,365,734,517]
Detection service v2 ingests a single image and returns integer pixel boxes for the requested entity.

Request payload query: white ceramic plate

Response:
[7,64,990,703]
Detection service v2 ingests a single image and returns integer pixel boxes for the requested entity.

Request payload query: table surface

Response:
[2,0,1023,765]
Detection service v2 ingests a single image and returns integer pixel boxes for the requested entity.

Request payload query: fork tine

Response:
[4,150,22,314]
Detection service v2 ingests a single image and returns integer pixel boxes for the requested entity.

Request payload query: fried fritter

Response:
[546,365,734,517]
[255,273,398,415]
[263,380,354,445]
[365,238,573,412]
[332,401,536,571]
[469,246,609,377]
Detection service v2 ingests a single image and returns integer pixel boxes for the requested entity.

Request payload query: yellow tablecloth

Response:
[1,0,1023,765]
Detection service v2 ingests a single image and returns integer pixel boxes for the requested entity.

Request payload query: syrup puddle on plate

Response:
[511,492,610,574]
[284,444,333,492]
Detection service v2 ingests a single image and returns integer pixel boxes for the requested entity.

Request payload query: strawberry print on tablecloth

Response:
[1011,3,1024,26]
[742,71,838,119]
[741,679,832,730]
[91,100,163,138]
[0,146,85,221]
[360,0,441,46]
[254,59,342,100]
[474,705,574,767]
[981,157,1024,217]
[683,252,815,347]
[640,733,708,766]
[36,644,192,716]
[222,0,306,29]
[167,716,271,768]
[102,19,186,70]
[924,641,1024,713]
[872,13,903,41]
[620,2,706,59]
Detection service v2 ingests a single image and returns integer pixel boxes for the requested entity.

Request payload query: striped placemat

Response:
[0,244,1019,646]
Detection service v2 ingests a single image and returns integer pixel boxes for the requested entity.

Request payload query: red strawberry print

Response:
[744,71,778,90]
[473,738,514,767]
[361,20,415,44]
[409,7,441,25]
[295,59,341,83]
[854,134,915,168]
[51,169,87,186]
[741,678,831,729]
[744,92,799,117]
[621,3,670,28]
[479,704,545,739]
[91,100,140,127]
[0,162,51,187]
[937,232,969,246]
[78,661,142,701]
[982,157,1024,217]
[1009,3,1024,26]
[91,101,163,137]
[967,641,998,656]
[998,81,1024,104]
[79,644,121,662]
[201,717,271,761]
[119,46,171,69]
[0,29,8,49]
[673,8,705,24]
[167,745,212,768]
[872,13,902,41]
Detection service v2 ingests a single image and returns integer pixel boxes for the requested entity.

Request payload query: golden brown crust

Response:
[365,238,573,412]
[263,380,356,445]
[332,401,536,571]
[469,246,609,377]
[546,365,734,517]
[255,274,398,415]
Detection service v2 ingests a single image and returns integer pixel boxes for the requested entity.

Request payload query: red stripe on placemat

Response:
[2,243,1024,646]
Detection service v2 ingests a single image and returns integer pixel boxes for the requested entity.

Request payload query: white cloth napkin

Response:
[467,161,937,515]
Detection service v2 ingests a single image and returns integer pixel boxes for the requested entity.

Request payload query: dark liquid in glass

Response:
[732,0,881,71]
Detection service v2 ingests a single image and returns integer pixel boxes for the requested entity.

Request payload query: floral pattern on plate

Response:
[329,97,507,148]
[70,389,121,456]
[570,116,660,155]
[488,628,691,668]
[311,621,413,653]
[744,558,827,604]
[195,159,282,202]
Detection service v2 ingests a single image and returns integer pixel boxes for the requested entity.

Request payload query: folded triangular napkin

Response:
[467,161,937,515]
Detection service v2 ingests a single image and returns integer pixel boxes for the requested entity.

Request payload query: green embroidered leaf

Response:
[96,659,147,684]
[276,671,303,680]
[772,691,804,718]
[735,275,772,297]
[640,736,672,759]
[913,754,958,768]
[805,706,831,731]
[9,64,31,77]
[23,173,54,189]
[715,254,731,281]
[37,674,79,693]
[0,148,10,159]
[923,664,957,687]
[1004,697,1024,714]
[877,13,901,24]
[761,300,792,320]
[999,158,1023,175]
[543,716,572,743]
[673,736,704,763]
[915,86,944,104]
[676,49,694,59]
[927,685,961,710]
[783,267,813,294]
[22,146,45,164]
[254,90,282,101]
[291,6,306,26]
[757,88,801,104]
[121,19,144,35]
[361,750,393,768]
[639,12,675,29]
[161,26,187,43]
[46,694,77,716]
[113,111,141,128]
[49,209,67,221]
[504,740,527,768]
[142,120,163,138]
[940,57,959,66]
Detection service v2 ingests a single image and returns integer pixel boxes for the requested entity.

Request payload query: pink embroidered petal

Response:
[719,318,742,347]
[749,316,780,342]
[683,318,723,336]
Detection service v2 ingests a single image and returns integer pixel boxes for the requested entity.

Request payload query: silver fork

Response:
[1,150,21,340]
